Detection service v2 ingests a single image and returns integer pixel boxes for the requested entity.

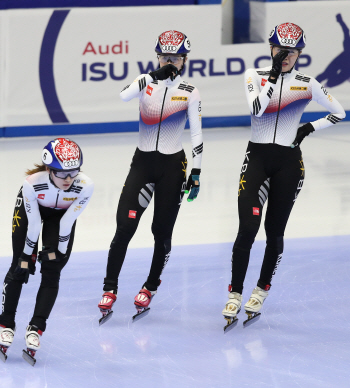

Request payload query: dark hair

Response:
[25,163,47,176]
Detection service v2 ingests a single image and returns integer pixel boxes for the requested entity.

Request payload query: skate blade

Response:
[223,317,239,333]
[22,349,36,366]
[243,312,261,328]
[99,310,113,326]
[132,307,150,322]
[0,347,8,363]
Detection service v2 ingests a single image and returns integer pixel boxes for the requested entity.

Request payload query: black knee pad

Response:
[266,236,284,252]
[153,237,171,254]
[12,270,26,284]
[40,268,61,288]
[4,270,14,284]
[233,232,256,251]
[111,229,133,248]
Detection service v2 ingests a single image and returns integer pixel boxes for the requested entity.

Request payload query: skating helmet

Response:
[155,30,191,55]
[268,22,306,49]
[42,138,83,171]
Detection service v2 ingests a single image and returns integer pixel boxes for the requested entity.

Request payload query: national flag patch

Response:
[253,207,260,216]
[261,78,267,86]
[128,210,137,219]
[146,85,153,96]
[38,194,45,200]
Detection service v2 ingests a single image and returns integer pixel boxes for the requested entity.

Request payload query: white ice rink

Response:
[0,123,349,387]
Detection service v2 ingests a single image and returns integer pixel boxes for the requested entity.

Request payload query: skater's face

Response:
[271,46,301,72]
[158,54,187,71]
[47,168,75,190]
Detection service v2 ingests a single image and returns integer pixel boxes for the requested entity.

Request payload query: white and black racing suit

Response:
[230,66,346,294]
[104,73,203,293]
[0,171,94,331]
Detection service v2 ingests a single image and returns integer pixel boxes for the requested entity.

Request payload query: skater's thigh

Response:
[152,155,186,237]
[116,156,154,230]
[237,160,268,235]
[11,187,29,270]
[265,153,304,237]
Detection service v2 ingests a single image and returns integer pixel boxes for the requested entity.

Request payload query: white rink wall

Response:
[0,2,349,129]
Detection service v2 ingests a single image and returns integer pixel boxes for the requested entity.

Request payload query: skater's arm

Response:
[22,180,41,255]
[244,68,276,117]
[310,78,346,130]
[120,74,153,102]
[188,87,203,169]
[58,180,94,254]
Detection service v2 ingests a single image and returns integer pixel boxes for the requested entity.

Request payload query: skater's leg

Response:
[0,187,31,330]
[104,149,153,291]
[258,151,304,290]
[29,215,75,332]
[145,150,187,289]
[230,143,269,293]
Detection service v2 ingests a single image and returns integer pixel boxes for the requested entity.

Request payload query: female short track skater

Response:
[98,30,203,323]
[0,138,94,364]
[222,22,346,330]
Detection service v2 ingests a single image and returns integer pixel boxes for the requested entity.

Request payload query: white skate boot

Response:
[0,326,15,362]
[222,289,242,332]
[243,286,269,327]
[22,325,42,366]
[98,290,117,326]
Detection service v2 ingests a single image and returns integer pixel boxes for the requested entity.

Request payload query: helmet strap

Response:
[48,170,60,190]
[177,55,187,77]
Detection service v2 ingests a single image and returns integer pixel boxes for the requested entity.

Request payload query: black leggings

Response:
[0,187,76,332]
[231,142,304,293]
[104,148,187,292]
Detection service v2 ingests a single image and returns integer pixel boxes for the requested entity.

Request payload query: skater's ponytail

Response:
[25,163,47,176]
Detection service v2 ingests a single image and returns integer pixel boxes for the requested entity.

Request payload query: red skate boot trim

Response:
[134,289,152,309]
[0,325,6,328]
[264,285,271,291]
[228,285,232,292]
[98,292,117,312]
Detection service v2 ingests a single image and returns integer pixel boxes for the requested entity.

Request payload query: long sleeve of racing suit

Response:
[309,78,346,130]
[244,68,346,130]
[22,180,94,255]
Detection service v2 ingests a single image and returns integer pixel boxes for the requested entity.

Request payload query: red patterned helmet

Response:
[268,22,306,49]
[155,30,191,55]
[42,138,83,171]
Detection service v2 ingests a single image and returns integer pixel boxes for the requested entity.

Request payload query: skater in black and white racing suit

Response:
[222,22,346,329]
[0,138,93,363]
[98,30,203,322]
